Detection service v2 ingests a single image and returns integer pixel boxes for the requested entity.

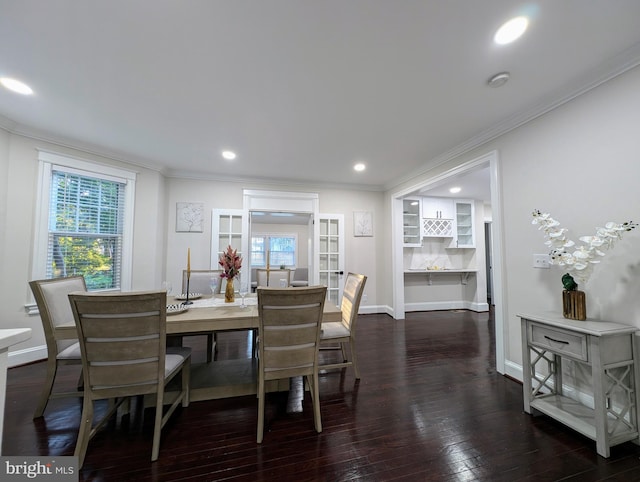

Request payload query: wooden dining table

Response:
[54,293,342,402]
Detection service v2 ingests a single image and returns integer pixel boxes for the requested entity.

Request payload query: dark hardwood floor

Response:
[4,310,640,481]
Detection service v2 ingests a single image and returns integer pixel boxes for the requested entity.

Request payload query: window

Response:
[33,151,136,292]
[251,234,296,268]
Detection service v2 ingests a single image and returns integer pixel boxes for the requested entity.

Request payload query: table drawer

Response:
[529,322,588,362]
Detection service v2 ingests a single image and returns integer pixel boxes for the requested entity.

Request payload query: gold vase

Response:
[225,278,235,303]
[562,289,586,320]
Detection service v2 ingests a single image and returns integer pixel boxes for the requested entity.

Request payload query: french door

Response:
[317,214,345,306]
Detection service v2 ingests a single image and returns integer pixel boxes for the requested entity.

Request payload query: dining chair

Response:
[256,269,291,287]
[290,267,309,287]
[256,285,326,443]
[29,276,86,418]
[319,272,367,379]
[181,269,221,362]
[68,290,191,467]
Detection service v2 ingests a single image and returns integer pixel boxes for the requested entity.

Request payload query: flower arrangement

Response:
[532,210,637,287]
[218,245,242,280]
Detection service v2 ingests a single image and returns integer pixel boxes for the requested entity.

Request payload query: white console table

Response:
[519,312,639,458]
[0,328,32,454]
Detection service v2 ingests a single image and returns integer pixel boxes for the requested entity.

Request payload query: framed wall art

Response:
[353,211,373,237]
[176,202,204,233]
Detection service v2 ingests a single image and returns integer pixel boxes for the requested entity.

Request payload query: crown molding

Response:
[384,42,640,192]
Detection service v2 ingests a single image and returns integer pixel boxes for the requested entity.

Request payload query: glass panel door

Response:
[318,214,344,306]
[211,209,246,288]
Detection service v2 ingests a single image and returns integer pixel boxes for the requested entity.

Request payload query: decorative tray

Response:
[166,304,189,315]
[174,293,202,300]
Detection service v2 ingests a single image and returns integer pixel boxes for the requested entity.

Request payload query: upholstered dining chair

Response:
[68,290,191,467]
[256,269,291,288]
[319,272,367,379]
[256,286,326,443]
[181,269,221,362]
[290,268,309,287]
[29,276,87,418]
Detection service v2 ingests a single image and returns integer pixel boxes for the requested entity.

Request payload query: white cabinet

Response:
[402,198,422,247]
[422,197,454,219]
[520,312,640,458]
[450,200,475,248]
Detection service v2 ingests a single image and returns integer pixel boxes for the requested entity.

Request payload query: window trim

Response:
[32,150,136,295]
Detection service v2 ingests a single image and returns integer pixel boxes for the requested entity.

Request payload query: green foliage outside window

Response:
[48,171,124,290]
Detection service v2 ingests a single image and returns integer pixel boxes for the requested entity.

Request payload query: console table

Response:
[519,312,640,457]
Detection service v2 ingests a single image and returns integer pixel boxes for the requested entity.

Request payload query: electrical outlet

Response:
[533,254,551,269]
[362,294,368,303]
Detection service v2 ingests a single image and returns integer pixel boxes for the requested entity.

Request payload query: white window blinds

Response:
[46,168,126,290]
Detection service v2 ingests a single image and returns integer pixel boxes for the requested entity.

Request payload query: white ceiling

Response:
[2,1,640,192]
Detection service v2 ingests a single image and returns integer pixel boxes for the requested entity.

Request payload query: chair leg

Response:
[206,334,214,363]
[74,397,94,468]
[309,373,322,433]
[340,342,348,362]
[151,391,164,461]
[77,368,84,390]
[257,378,265,443]
[182,358,191,408]
[251,329,258,358]
[350,338,360,379]
[33,358,57,418]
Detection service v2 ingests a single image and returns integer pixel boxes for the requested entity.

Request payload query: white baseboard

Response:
[405,300,489,312]
[504,359,523,381]
[359,304,389,315]
[9,345,46,368]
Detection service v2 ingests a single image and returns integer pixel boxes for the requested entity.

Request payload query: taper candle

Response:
[187,248,191,275]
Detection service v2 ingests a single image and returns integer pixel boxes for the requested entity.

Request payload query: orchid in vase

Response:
[531,209,637,289]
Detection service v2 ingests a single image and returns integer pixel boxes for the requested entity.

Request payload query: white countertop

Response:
[404,269,477,273]
[0,328,32,351]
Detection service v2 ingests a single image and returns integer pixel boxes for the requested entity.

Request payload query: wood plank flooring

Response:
[4,310,640,481]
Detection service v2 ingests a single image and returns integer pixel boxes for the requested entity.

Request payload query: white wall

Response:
[162,180,383,314]
[0,135,167,365]
[5,63,640,376]
[387,64,640,379]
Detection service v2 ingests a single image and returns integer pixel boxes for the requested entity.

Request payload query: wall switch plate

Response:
[533,254,551,269]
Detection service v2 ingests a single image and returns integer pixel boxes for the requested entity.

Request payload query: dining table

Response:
[54,293,342,402]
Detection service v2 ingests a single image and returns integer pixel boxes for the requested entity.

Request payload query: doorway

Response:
[390,150,506,374]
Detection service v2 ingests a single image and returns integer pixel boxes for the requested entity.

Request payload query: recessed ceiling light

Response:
[494,16,529,45]
[222,150,236,160]
[449,187,462,194]
[353,163,366,172]
[0,77,33,95]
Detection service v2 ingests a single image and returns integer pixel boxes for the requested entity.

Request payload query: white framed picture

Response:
[353,211,373,237]
[176,202,204,232]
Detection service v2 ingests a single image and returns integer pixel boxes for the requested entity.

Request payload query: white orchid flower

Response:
[532,209,637,286]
